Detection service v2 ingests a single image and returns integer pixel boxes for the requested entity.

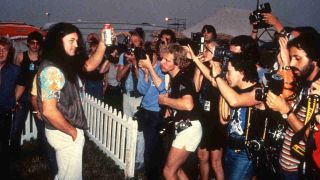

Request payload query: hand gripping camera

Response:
[255,73,284,101]
[213,46,233,77]
[249,2,272,29]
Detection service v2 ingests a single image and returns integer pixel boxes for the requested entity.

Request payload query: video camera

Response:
[249,2,272,29]
[255,72,284,101]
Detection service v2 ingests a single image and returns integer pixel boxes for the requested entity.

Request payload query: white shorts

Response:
[172,120,202,152]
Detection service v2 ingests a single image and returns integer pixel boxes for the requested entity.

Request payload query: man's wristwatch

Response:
[281,66,291,70]
[282,108,293,119]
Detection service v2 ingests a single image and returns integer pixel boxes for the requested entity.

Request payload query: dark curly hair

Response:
[287,32,320,67]
[230,35,260,64]
[43,22,87,83]
[27,31,43,47]
[229,53,258,83]
[159,29,176,43]
[0,36,15,64]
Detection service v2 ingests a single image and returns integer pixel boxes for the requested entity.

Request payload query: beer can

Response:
[104,24,112,46]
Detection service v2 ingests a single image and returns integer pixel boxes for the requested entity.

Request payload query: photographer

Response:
[194,25,226,180]
[116,29,145,170]
[156,29,176,56]
[201,25,218,53]
[136,42,165,180]
[211,53,263,180]
[189,42,263,179]
[266,32,320,179]
[158,44,202,180]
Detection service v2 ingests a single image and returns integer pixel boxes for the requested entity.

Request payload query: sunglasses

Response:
[29,41,40,46]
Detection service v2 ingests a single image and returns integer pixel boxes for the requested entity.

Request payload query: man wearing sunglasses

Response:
[11,31,44,161]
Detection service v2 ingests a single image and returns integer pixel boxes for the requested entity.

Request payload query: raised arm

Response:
[83,29,107,72]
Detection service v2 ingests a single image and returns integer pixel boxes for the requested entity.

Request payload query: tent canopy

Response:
[182,7,275,43]
[0,22,46,40]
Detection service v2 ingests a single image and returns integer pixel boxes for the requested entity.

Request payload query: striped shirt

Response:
[279,105,306,172]
[279,93,319,172]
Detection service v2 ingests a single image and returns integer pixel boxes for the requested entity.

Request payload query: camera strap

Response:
[290,95,319,160]
[245,107,253,143]
[305,95,319,125]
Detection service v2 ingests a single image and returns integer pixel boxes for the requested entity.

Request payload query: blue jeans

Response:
[224,147,253,180]
[11,96,30,157]
[0,111,12,177]
[139,108,163,180]
[281,169,300,180]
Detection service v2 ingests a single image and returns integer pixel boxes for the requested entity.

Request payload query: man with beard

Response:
[266,32,320,179]
[36,23,107,179]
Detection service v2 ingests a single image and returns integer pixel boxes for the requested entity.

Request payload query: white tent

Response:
[182,7,275,43]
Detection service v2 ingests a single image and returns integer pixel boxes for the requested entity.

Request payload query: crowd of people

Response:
[0,10,320,180]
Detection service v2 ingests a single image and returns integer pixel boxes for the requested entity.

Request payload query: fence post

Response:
[125,116,138,178]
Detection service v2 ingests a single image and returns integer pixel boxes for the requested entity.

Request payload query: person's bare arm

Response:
[99,60,110,74]
[138,55,163,88]
[84,30,107,72]
[116,63,131,81]
[215,77,260,107]
[193,67,203,92]
[158,93,194,111]
[14,52,23,66]
[266,92,305,134]
[15,85,25,102]
[42,99,78,140]
[262,13,284,33]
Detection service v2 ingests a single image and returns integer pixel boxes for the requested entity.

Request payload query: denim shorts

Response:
[172,120,202,152]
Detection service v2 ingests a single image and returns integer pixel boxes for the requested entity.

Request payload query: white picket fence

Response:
[21,93,138,178]
[83,94,138,178]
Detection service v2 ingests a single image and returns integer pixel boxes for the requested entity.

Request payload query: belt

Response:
[107,85,120,90]
[127,91,142,98]
[228,134,246,151]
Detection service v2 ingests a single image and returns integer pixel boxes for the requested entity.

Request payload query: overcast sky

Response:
[1,0,319,31]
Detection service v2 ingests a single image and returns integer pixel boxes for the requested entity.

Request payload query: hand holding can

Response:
[104,24,112,46]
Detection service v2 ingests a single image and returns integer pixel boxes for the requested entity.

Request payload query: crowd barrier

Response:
[21,93,138,178]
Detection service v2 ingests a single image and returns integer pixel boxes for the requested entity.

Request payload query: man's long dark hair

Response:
[42,22,87,83]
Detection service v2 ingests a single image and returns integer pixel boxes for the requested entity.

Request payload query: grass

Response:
[10,135,145,180]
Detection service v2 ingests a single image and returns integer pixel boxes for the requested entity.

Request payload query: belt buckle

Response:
[234,149,241,153]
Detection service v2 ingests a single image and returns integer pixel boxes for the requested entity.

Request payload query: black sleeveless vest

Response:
[37,60,88,130]
[20,51,41,93]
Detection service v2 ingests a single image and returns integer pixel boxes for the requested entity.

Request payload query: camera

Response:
[249,2,272,29]
[255,73,284,101]
[133,47,147,60]
[189,32,205,55]
[125,44,135,55]
[214,46,233,60]
[175,119,192,133]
